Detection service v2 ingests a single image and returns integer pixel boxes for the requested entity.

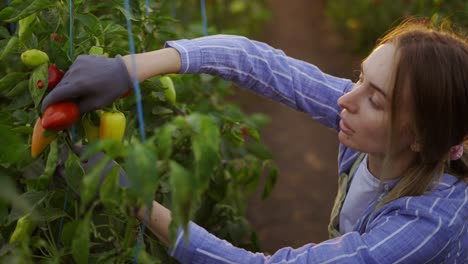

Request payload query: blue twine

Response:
[123,0,149,262]
[145,0,150,16]
[7,0,16,34]
[200,0,208,36]
[56,189,69,246]
[57,0,74,247]
[170,0,176,17]
[68,0,73,62]
[69,0,76,143]
[123,0,146,142]
[134,201,151,263]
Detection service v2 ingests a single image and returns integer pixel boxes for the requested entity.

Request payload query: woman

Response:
[43,19,467,263]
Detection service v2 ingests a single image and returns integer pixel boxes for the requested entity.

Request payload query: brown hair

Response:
[377,18,468,204]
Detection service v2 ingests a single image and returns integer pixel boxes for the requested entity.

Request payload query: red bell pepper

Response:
[47,64,65,90]
[42,101,80,131]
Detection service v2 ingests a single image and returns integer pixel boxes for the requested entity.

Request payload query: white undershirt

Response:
[339,155,381,234]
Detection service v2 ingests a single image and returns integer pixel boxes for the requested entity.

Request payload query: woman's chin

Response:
[338,130,352,145]
[338,131,361,152]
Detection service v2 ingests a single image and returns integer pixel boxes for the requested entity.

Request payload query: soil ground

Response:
[228,0,363,253]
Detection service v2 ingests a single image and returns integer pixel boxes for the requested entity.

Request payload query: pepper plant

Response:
[0,0,276,263]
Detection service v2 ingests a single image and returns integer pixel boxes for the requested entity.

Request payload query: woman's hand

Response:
[41,55,133,114]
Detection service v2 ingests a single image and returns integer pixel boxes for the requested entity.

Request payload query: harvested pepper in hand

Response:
[42,101,80,131]
[100,111,126,142]
[9,215,37,243]
[31,118,57,158]
[47,64,64,90]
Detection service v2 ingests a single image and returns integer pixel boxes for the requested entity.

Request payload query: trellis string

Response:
[122,0,150,262]
[145,0,150,16]
[56,0,74,247]
[6,0,15,33]
[201,0,208,36]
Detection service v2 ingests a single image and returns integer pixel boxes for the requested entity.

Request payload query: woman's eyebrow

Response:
[360,63,388,99]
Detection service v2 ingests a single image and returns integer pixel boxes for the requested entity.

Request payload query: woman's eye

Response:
[368,96,381,109]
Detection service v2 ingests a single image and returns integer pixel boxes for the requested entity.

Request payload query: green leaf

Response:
[18,14,36,44]
[72,211,91,264]
[5,90,33,110]
[61,220,79,248]
[0,7,15,22]
[0,200,8,227]
[0,72,28,93]
[28,63,48,108]
[246,142,273,160]
[0,36,18,61]
[64,148,85,196]
[125,142,158,203]
[75,13,101,34]
[115,6,138,21]
[22,158,45,181]
[0,124,25,164]
[169,161,194,240]
[80,156,111,207]
[187,114,220,187]
[34,206,67,222]
[0,171,31,224]
[4,80,28,98]
[249,113,271,128]
[99,165,121,209]
[262,161,278,199]
[0,27,10,39]
[80,139,125,161]
[7,191,47,224]
[156,124,175,160]
[0,0,55,22]
[38,140,59,187]
[102,23,128,37]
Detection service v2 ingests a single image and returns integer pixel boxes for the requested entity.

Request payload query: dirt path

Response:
[229,0,362,253]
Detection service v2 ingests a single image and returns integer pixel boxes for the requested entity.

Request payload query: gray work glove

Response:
[41,55,133,114]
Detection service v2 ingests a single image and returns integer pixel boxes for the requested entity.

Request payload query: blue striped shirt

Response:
[164,35,468,263]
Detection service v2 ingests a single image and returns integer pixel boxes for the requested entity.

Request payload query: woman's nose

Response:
[337,89,358,113]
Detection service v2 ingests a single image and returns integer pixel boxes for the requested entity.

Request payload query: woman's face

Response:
[337,44,413,156]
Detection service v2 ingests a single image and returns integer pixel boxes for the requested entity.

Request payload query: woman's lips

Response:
[339,119,354,135]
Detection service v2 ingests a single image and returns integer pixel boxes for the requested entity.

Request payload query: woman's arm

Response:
[139,196,461,263]
[42,35,353,130]
[121,48,182,83]
[136,201,173,246]
[163,35,354,130]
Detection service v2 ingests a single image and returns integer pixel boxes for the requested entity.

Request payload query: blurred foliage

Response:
[326,0,467,54]
[158,0,271,38]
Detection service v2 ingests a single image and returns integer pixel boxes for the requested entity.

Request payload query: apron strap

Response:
[327,152,366,238]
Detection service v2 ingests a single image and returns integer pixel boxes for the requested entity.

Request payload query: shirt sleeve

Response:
[164,35,354,130]
[168,208,453,264]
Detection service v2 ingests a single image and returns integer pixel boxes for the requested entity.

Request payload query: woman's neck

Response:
[367,150,414,180]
